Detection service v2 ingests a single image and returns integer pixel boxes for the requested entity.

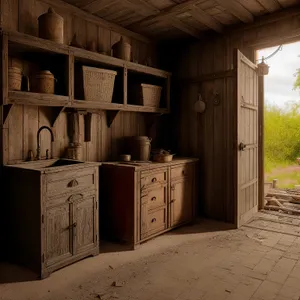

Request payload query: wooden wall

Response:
[170,9,300,222]
[0,0,157,164]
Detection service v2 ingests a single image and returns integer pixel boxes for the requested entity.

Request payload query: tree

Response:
[295,68,300,90]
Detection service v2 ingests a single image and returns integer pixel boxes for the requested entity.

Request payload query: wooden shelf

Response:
[1,30,171,128]
[72,100,168,113]
[6,30,171,78]
[7,31,69,55]
[7,91,69,107]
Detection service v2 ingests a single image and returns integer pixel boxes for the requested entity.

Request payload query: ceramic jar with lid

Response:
[38,7,64,44]
[31,70,56,94]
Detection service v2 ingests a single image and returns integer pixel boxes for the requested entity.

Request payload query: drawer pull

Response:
[68,179,79,187]
[151,197,157,201]
[151,218,156,223]
[152,178,157,183]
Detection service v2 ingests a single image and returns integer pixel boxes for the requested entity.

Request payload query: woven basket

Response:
[82,66,117,102]
[140,84,162,107]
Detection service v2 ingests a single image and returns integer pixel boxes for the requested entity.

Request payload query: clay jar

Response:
[38,7,64,44]
[31,70,56,94]
[112,37,131,61]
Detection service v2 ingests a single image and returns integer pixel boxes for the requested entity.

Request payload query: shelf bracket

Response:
[50,106,66,127]
[106,110,120,128]
[2,104,13,125]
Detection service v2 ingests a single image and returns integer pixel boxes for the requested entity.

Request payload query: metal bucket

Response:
[130,136,151,161]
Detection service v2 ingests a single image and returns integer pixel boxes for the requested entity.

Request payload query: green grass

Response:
[264,101,300,188]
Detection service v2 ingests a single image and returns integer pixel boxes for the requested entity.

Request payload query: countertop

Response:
[102,157,198,171]
[5,159,101,174]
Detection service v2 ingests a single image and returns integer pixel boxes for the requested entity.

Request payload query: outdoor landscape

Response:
[264,43,300,188]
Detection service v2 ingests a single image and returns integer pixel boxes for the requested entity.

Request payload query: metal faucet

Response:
[36,126,54,160]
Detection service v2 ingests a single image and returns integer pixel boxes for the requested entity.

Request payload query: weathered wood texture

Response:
[61,0,299,39]
[100,159,198,249]
[0,0,156,165]
[169,10,300,223]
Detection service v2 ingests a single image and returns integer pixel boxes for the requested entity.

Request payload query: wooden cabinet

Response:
[4,162,100,278]
[101,159,198,248]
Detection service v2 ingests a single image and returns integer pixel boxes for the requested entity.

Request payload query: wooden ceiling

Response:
[63,0,300,39]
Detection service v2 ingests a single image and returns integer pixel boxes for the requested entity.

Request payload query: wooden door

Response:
[235,49,259,227]
[45,203,72,266]
[170,178,193,227]
[74,195,98,253]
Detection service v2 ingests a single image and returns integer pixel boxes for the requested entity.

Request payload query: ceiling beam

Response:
[190,6,223,33]
[215,0,254,23]
[129,0,203,28]
[41,0,151,43]
[81,0,115,14]
[124,0,160,16]
[169,19,203,39]
[257,0,282,13]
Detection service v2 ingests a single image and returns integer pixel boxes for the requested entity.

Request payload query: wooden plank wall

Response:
[0,0,154,164]
[171,11,300,223]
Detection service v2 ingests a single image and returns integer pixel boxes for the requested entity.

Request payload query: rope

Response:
[256,45,283,62]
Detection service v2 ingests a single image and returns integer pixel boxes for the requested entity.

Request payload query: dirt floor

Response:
[1,212,300,300]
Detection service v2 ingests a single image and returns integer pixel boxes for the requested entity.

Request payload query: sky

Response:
[257,41,300,107]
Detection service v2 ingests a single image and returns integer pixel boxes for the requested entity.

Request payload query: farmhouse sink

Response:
[45,159,83,168]
[6,158,93,173]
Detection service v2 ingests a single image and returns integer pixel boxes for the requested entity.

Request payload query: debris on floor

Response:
[265,188,300,215]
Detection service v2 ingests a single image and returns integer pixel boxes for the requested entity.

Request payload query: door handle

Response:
[239,142,247,151]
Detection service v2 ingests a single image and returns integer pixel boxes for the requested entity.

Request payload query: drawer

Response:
[141,207,167,239]
[142,186,167,211]
[45,189,96,207]
[141,169,167,189]
[46,167,97,197]
[171,164,193,180]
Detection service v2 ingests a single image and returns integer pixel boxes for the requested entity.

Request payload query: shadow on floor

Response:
[0,262,38,284]
[166,218,236,236]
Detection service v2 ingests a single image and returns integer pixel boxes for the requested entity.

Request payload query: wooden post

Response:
[258,75,265,209]
[273,179,278,189]
[123,67,127,105]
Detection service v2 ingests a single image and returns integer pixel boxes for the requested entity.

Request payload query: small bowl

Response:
[120,154,131,162]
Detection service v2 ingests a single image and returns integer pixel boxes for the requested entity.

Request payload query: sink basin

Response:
[45,159,83,168]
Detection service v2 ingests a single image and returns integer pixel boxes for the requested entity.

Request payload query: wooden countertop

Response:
[102,157,199,170]
[5,159,101,174]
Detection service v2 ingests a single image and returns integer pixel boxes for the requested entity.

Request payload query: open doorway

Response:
[257,41,300,213]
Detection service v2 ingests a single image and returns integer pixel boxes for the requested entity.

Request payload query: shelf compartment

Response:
[72,100,124,111]
[8,91,69,107]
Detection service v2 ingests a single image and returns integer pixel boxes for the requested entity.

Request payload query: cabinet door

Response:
[45,203,73,266]
[74,195,98,253]
[170,178,193,227]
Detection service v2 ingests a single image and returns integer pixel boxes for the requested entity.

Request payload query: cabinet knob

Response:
[151,197,156,201]
[171,185,175,190]
[182,170,185,175]
[151,218,156,223]
[152,178,157,183]
[170,199,176,203]
[73,222,77,228]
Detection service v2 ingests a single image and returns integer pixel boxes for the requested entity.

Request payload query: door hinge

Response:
[42,254,45,263]
[41,214,44,224]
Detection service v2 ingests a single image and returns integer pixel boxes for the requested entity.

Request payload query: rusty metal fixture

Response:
[258,57,269,76]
